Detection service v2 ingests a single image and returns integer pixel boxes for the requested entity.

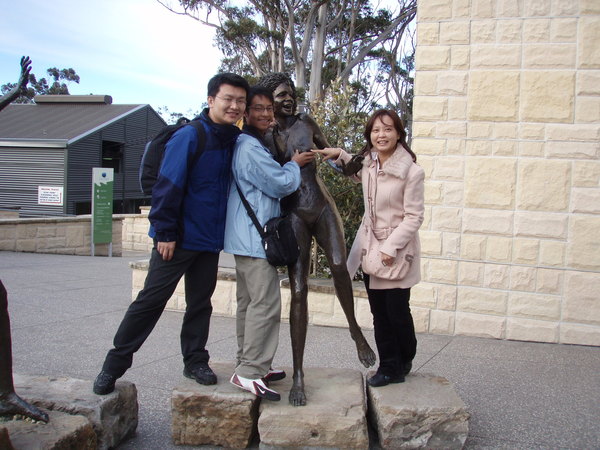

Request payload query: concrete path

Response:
[1,250,599,449]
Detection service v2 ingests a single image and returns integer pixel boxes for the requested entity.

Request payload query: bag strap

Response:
[234,179,267,239]
[187,119,206,168]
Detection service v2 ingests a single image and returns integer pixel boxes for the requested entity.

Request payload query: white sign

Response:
[38,186,64,206]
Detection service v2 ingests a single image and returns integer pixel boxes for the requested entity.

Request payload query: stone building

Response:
[411,0,600,346]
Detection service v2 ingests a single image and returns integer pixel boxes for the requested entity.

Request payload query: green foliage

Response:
[1,67,80,104]
[310,80,368,278]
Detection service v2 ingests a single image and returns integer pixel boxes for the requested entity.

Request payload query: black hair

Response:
[247,86,274,106]
[360,109,417,162]
[207,73,250,97]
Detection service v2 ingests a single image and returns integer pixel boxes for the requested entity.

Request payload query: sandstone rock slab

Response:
[2,409,96,449]
[368,373,469,449]
[13,374,138,450]
[258,367,368,449]
[171,361,259,448]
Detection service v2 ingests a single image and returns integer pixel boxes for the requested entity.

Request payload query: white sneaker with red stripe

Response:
[230,373,281,401]
[263,368,286,383]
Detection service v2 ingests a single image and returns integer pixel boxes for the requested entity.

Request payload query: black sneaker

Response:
[263,368,286,383]
[93,371,117,395]
[183,363,217,385]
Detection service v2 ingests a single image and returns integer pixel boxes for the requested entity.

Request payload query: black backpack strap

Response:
[234,179,267,239]
[186,119,206,167]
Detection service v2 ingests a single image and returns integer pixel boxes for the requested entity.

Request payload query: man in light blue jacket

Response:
[225,86,314,401]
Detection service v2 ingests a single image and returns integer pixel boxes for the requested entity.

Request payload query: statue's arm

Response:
[300,113,330,149]
[0,56,31,111]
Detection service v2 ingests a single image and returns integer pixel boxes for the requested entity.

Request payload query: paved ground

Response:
[1,250,599,449]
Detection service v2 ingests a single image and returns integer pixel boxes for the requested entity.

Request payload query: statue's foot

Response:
[0,392,49,423]
[289,385,306,407]
[353,334,376,368]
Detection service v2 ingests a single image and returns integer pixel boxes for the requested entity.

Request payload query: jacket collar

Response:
[241,124,269,148]
[364,144,413,179]
[198,108,241,145]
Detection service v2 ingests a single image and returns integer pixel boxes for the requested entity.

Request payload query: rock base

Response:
[258,367,368,449]
[1,409,96,449]
[171,361,259,448]
[368,372,469,449]
[12,374,138,450]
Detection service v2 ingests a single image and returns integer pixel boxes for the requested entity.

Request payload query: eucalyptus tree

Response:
[156,0,415,106]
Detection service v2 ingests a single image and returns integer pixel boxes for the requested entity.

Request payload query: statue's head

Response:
[257,72,296,118]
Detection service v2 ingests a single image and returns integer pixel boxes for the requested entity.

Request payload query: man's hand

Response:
[157,241,176,261]
[291,149,316,167]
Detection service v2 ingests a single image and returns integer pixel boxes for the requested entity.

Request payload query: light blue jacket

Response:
[224,132,301,258]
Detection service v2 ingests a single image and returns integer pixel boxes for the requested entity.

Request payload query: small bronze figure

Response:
[0,57,49,423]
[257,73,376,406]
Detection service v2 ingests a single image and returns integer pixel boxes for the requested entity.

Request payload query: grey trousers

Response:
[234,255,281,379]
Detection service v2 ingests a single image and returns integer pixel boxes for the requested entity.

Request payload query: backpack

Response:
[139,119,206,195]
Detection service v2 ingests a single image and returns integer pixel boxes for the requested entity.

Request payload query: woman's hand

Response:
[380,251,394,267]
[312,147,342,161]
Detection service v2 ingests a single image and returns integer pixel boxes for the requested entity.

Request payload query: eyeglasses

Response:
[215,95,247,106]
[249,105,274,113]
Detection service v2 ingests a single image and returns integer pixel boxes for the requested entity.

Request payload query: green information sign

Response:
[92,168,114,244]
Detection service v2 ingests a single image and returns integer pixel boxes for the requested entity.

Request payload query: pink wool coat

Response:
[338,144,425,289]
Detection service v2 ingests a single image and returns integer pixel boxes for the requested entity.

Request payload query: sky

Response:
[0,0,222,120]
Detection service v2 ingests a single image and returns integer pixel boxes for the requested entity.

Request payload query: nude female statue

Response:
[257,73,376,406]
[0,56,49,423]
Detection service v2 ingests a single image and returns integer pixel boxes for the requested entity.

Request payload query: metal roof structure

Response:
[0,95,148,147]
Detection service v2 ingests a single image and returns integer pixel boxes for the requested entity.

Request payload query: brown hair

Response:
[360,109,416,162]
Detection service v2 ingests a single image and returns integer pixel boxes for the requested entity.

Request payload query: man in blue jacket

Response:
[93,73,250,395]
[225,87,314,401]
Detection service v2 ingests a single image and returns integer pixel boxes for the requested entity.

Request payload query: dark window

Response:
[75,201,91,215]
[102,141,124,173]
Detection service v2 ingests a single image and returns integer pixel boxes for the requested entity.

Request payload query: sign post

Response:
[91,168,114,256]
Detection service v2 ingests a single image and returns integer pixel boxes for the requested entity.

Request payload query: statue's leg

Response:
[288,216,312,406]
[0,281,48,422]
[314,206,376,368]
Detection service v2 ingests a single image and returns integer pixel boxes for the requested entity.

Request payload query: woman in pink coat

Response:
[314,109,425,387]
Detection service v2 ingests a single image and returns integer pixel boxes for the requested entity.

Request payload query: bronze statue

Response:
[257,73,376,406]
[0,56,31,110]
[0,56,48,423]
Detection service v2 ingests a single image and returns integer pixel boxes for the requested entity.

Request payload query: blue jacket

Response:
[224,130,301,258]
[149,109,240,252]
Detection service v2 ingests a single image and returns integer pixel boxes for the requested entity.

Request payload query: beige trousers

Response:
[233,255,281,379]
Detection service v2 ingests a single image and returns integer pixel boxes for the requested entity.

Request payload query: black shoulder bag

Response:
[234,180,299,267]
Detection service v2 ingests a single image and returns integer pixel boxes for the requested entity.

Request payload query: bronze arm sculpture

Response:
[257,73,376,406]
[0,56,49,423]
[0,56,31,110]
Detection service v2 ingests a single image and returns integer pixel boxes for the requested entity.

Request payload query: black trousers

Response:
[102,247,219,378]
[364,274,417,377]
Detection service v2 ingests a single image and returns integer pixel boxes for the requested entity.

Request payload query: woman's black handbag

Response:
[235,181,299,266]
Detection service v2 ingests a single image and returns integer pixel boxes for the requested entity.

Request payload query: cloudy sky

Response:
[0,0,222,118]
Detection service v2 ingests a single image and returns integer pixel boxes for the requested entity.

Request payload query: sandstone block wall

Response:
[0,216,122,256]
[121,206,153,253]
[413,0,600,346]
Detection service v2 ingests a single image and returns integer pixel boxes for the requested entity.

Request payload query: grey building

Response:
[0,95,165,216]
